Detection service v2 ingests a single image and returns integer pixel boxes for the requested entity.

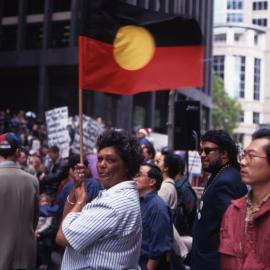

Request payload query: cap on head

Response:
[0,132,21,157]
[139,128,151,136]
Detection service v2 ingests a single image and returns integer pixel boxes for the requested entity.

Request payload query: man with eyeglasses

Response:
[191,130,247,270]
[135,163,173,270]
[219,128,270,270]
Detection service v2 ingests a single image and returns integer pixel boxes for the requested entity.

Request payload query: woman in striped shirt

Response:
[56,129,144,270]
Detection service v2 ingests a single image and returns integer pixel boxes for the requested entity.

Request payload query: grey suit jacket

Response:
[0,161,39,270]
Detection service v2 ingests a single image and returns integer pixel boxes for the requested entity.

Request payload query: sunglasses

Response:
[198,147,219,155]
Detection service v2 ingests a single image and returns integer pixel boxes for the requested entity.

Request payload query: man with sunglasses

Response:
[219,128,270,270]
[191,130,247,270]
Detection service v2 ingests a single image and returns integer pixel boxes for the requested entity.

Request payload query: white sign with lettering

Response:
[45,106,70,158]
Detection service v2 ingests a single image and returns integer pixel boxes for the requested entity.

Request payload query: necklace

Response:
[245,191,270,232]
[197,164,232,220]
[202,163,231,196]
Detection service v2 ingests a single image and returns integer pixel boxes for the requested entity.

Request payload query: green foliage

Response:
[212,75,242,135]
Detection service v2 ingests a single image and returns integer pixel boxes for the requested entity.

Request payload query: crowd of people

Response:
[0,109,270,270]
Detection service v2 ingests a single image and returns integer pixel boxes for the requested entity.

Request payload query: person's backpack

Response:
[173,176,197,236]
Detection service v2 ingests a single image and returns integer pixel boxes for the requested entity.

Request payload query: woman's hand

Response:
[74,182,87,205]
[73,163,87,186]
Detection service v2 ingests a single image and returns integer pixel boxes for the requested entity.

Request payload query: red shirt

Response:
[219,195,270,270]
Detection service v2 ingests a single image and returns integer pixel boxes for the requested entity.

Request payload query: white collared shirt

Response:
[61,180,142,270]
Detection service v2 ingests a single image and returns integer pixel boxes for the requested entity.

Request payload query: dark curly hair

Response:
[201,129,239,168]
[96,129,144,178]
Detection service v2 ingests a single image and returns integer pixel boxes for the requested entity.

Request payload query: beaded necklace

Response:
[197,163,232,220]
[245,191,270,232]
[202,163,231,196]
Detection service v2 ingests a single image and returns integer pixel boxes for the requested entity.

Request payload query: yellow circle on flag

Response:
[113,25,155,71]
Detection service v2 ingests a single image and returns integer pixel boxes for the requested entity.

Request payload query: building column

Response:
[70,0,78,47]
[37,0,52,119]
[17,0,27,51]
[145,93,156,129]
[37,66,49,119]
[93,92,105,119]
[119,96,133,131]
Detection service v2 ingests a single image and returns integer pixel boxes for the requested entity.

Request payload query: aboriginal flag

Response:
[79,0,204,95]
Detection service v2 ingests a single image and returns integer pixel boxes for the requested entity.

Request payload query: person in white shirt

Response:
[56,129,144,270]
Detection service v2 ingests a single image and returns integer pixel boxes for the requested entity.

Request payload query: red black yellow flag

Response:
[79,0,204,95]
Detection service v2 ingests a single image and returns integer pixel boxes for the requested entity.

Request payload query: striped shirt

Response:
[61,180,142,270]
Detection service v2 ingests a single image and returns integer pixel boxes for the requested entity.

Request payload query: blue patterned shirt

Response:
[61,180,142,270]
[140,192,173,260]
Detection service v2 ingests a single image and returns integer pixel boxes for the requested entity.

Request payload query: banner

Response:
[45,106,70,158]
[79,0,204,94]
[71,115,105,154]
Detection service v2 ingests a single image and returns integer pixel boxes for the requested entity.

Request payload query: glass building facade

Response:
[0,0,213,133]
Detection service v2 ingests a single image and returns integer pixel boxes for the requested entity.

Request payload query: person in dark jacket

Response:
[191,130,247,270]
[39,145,67,200]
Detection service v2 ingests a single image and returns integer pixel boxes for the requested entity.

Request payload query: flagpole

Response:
[79,88,84,163]
[168,90,176,151]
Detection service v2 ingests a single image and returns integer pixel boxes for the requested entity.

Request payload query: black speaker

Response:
[174,101,200,150]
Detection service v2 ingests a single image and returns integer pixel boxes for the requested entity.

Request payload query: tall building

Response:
[0,0,213,135]
[213,0,270,146]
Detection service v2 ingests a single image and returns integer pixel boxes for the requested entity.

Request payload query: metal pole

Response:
[79,88,84,163]
[168,90,176,151]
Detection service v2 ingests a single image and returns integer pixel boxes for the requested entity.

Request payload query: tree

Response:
[212,75,241,135]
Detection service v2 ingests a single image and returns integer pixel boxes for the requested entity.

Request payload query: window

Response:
[252,18,267,26]
[238,111,244,123]
[233,56,245,98]
[254,58,261,100]
[213,56,225,80]
[25,23,43,49]
[227,0,243,9]
[53,0,71,12]
[3,0,18,17]
[27,0,44,14]
[253,1,268,10]
[233,133,244,146]
[214,34,227,42]
[253,112,260,124]
[227,13,243,22]
[239,57,245,98]
[254,35,258,45]
[0,25,17,51]
[234,33,242,41]
[50,21,70,48]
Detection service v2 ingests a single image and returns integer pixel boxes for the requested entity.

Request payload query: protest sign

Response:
[45,106,70,158]
[72,115,105,154]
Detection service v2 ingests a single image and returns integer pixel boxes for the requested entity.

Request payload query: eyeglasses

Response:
[135,173,149,178]
[238,151,267,162]
[198,147,219,155]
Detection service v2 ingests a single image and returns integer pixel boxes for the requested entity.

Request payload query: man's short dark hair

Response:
[142,163,163,191]
[49,145,59,153]
[164,152,183,179]
[96,129,144,178]
[252,128,270,165]
[20,148,29,156]
[201,129,239,168]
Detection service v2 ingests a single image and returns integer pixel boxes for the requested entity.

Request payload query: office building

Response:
[0,0,213,135]
[213,0,270,146]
